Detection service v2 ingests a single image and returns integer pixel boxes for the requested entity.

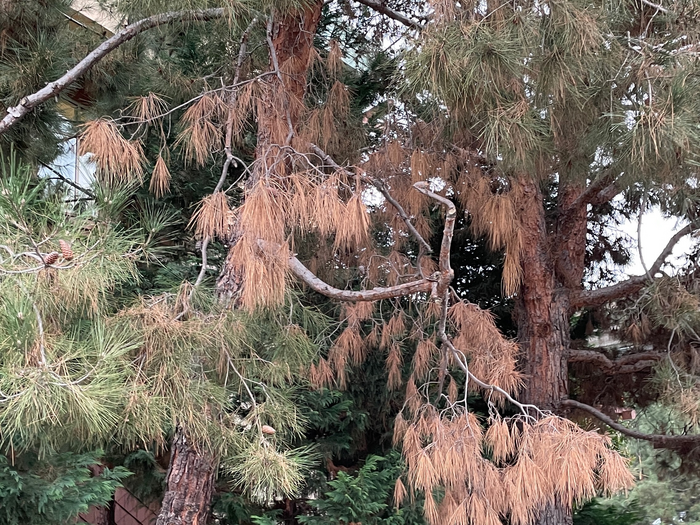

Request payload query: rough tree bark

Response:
[515,178,589,525]
[516,178,570,409]
[155,426,217,525]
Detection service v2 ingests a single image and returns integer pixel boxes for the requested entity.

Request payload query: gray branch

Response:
[562,399,699,448]
[572,224,695,308]
[0,8,227,135]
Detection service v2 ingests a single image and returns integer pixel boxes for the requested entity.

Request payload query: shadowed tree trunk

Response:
[516,178,589,525]
[155,426,217,525]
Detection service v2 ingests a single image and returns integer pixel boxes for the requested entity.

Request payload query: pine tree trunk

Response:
[155,426,216,525]
[156,7,325,524]
[217,1,323,301]
[516,179,569,409]
[533,499,573,525]
[515,179,574,525]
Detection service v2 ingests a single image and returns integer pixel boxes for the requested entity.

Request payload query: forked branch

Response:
[572,224,695,308]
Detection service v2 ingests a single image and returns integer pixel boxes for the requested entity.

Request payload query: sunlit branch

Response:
[640,0,670,13]
[0,8,228,135]
[278,243,434,301]
[572,224,695,308]
[562,399,700,448]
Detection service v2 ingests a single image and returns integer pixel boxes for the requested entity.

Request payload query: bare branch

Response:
[569,349,664,374]
[39,161,95,198]
[353,0,424,29]
[413,181,456,294]
[640,0,670,13]
[572,224,695,308]
[562,399,700,448]
[270,241,434,301]
[0,8,227,135]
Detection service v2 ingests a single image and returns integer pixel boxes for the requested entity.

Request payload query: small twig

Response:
[39,161,95,198]
[31,303,47,366]
[638,192,652,280]
[266,17,295,146]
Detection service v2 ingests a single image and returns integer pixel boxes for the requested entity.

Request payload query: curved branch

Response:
[413,181,456,293]
[572,224,695,308]
[275,243,434,301]
[0,8,227,135]
[562,399,700,449]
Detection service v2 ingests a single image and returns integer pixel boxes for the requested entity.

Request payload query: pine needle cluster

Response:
[394,408,634,525]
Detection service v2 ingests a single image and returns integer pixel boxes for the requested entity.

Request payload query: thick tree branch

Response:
[561,175,620,219]
[0,8,227,135]
[353,0,423,29]
[572,224,695,308]
[257,181,457,302]
[286,251,434,301]
[569,349,664,374]
[562,399,700,449]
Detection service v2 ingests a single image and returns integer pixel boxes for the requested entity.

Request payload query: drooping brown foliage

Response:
[79,119,144,185]
[394,408,634,525]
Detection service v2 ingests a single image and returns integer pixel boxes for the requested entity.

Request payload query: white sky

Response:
[622,208,695,276]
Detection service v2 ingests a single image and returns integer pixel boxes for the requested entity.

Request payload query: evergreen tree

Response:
[2,1,700,525]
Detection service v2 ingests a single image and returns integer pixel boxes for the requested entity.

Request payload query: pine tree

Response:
[2,1,700,525]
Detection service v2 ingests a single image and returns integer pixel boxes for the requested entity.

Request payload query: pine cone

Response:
[58,240,73,260]
[44,252,60,265]
[261,425,276,435]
